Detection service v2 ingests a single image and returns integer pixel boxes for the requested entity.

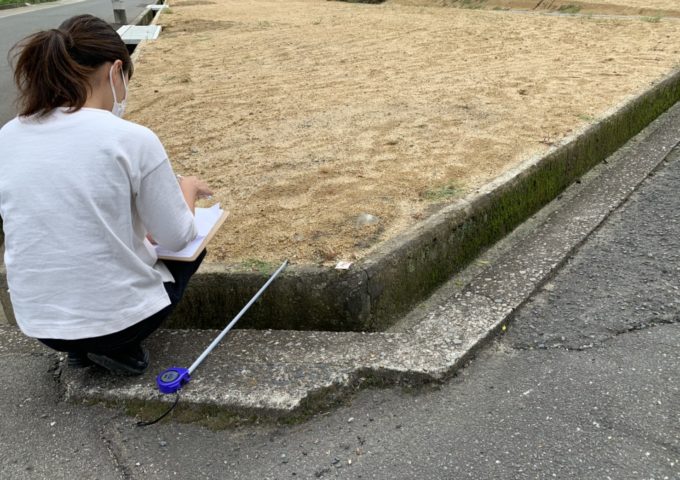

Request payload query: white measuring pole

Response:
[187,259,288,374]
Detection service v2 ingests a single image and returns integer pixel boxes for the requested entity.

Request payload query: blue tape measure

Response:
[157,367,190,394]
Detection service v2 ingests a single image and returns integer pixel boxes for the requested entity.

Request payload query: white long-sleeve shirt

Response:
[0,107,197,339]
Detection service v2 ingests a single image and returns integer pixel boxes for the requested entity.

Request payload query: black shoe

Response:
[67,352,94,369]
[87,346,150,376]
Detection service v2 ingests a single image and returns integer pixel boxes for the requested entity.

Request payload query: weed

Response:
[240,259,276,273]
[578,113,596,122]
[422,184,461,201]
[641,16,661,23]
[459,0,485,9]
[557,4,581,14]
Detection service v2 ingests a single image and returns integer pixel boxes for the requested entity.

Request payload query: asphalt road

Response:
[2,128,679,478]
[0,0,149,126]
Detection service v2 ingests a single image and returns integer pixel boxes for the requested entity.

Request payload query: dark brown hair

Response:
[10,14,133,117]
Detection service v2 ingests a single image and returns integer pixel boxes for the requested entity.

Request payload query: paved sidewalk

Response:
[1,102,679,478]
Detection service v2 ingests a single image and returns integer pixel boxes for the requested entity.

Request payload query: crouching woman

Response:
[0,15,212,375]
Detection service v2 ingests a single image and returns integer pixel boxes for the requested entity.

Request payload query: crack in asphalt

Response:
[609,315,680,336]
[597,416,680,458]
[506,316,680,352]
[100,421,135,480]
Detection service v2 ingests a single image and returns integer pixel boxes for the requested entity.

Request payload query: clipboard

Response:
[155,204,229,262]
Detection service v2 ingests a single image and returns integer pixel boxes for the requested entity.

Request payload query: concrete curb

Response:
[161,67,680,332]
[5,99,674,423]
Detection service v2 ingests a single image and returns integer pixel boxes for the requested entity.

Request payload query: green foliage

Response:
[240,259,276,274]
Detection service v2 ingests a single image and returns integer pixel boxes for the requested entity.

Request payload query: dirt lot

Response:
[127,0,680,266]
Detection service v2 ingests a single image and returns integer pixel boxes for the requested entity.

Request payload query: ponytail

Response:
[9,15,132,118]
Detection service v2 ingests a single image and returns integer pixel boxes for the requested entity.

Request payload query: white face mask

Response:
[109,65,128,118]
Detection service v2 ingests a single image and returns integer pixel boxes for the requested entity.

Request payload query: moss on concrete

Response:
[124,399,258,430]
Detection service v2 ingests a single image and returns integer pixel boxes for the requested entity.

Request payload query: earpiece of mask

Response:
[109,65,128,118]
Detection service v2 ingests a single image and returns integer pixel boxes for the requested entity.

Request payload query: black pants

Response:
[38,250,206,355]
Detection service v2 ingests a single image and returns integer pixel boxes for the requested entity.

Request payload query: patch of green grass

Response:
[641,16,661,23]
[421,184,461,202]
[458,0,485,9]
[557,4,582,14]
[578,113,596,122]
[240,259,276,274]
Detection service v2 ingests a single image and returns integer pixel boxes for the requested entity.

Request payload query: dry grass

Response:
[127,0,680,265]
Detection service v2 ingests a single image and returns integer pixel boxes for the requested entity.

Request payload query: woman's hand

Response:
[177,175,213,213]
[180,175,213,199]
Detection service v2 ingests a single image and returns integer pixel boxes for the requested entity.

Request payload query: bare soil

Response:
[127,0,680,266]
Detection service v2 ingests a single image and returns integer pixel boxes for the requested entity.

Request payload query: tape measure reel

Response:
[157,367,190,394]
